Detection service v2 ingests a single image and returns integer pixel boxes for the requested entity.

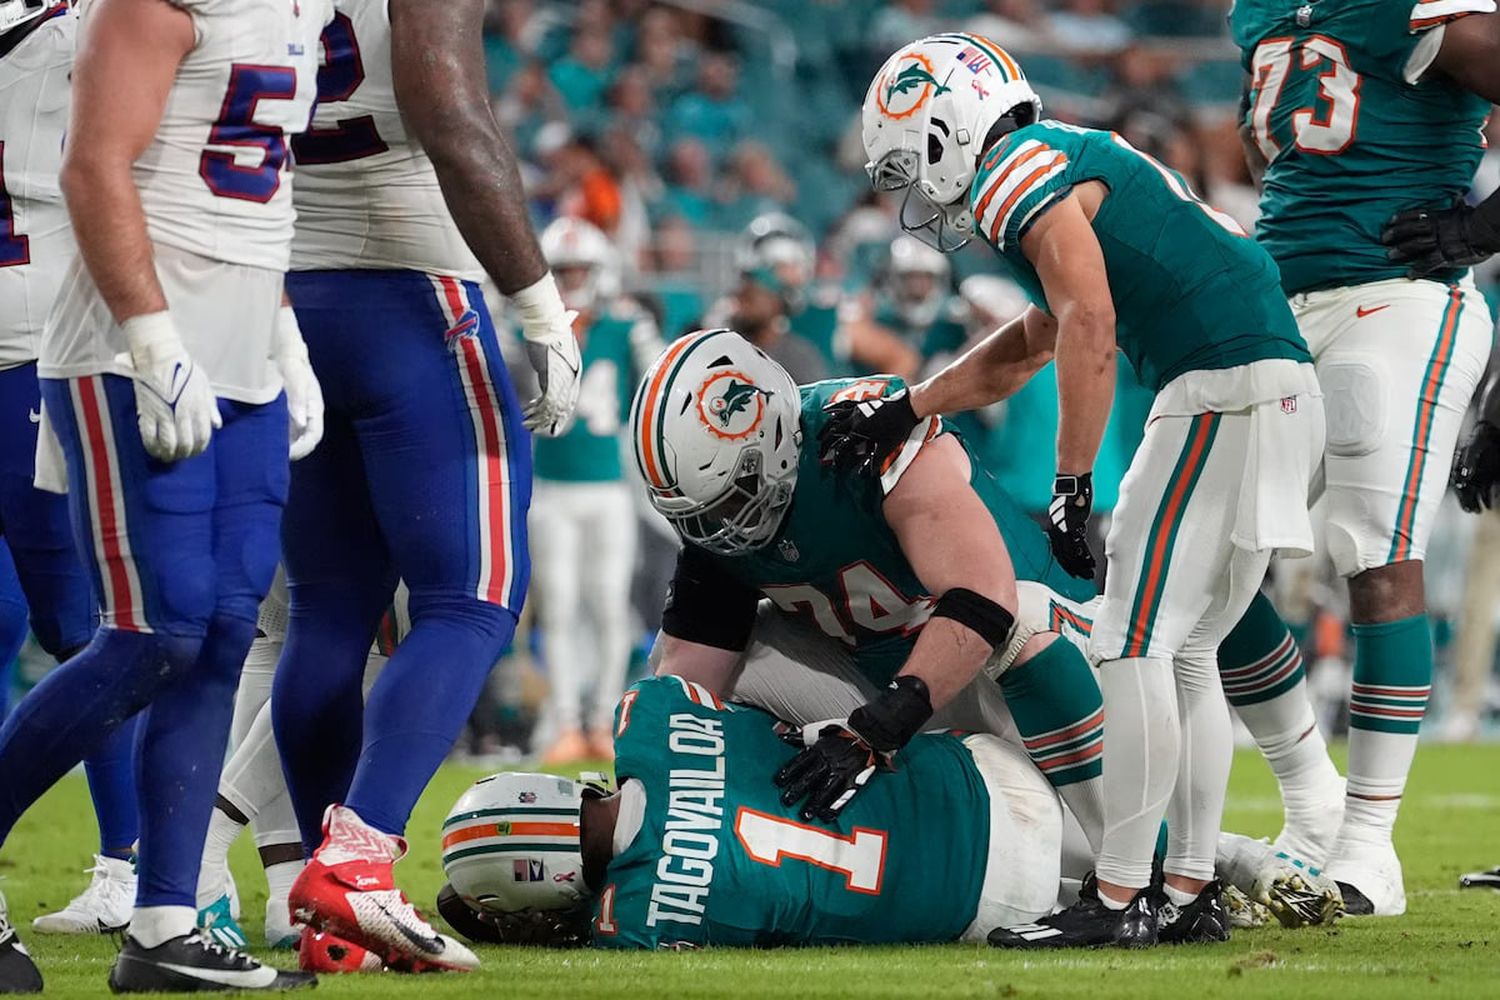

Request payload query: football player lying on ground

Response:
[624,328,1110,854]
[429,677,1337,951]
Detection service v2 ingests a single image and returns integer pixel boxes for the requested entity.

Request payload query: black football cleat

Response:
[0,892,42,994]
[108,930,316,993]
[988,873,1158,949]
[1157,879,1231,945]
[1459,866,1500,890]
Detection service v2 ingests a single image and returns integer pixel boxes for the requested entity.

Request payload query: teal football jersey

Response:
[594,675,992,947]
[790,297,847,377]
[534,308,656,482]
[968,119,1310,391]
[1231,0,1492,296]
[700,377,1093,686]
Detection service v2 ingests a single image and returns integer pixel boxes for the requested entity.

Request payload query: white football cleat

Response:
[1216,833,1343,928]
[33,855,135,934]
[1325,836,1406,917]
[1273,774,1345,868]
[1222,885,1270,929]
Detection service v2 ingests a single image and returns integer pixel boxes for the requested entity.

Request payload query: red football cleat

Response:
[289,805,479,972]
[297,927,382,974]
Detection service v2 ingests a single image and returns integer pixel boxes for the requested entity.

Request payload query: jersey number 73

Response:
[1248,36,1361,162]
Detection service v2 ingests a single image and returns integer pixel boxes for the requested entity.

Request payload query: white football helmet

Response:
[862,33,1041,252]
[0,0,51,35]
[442,772,610,915]
[737,212,815,279]
[540,216,617,313]
[630,329,802,555]
[886,235,951,329]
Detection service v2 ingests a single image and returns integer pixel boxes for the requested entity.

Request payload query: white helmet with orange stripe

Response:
[629,329,802,556]
[442,771,611,915]
[861,32,1040,252]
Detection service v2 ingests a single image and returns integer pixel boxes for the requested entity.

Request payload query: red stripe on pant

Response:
[77,377,143,632]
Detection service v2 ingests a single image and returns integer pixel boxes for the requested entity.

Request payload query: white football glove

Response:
[273,305,324,460]
[119,311,220,463]
[512,273,581,437]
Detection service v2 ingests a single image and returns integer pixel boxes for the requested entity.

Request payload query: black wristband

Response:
[1052,472,1093,499]
[930,587,1016,650]
[847,675,933,752]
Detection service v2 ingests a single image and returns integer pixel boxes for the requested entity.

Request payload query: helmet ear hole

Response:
[926,132,945,166]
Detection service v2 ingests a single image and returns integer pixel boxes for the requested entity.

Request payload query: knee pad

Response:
[987,581,1059,679]
[406,592,518,648]
[1320,361,1387,458]
[93,628,206,719]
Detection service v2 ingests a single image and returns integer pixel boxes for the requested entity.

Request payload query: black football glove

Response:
[1451,421,1500,514]
[1048,472,1096,580]
[817,389,922,477]
[1381,198,1500,278]
[772,676,932,823]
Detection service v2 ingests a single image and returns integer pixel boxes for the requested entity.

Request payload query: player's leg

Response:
[530,481,588,763]
[272,411,395,851]
[1306,277,1490,915]
[0,543,24,711]
[994,583,1105,855]
[127,396,286,954]
[287,272,512,971]
[724,605,881,723]
[0,361,142,930]
[1218,590,1343,865]
[582,481,637,757]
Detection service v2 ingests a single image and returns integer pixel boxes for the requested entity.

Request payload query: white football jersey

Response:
[40,0,333,400]
[134,0,330,271]
[289,0,483,280]
[0,5,75,370]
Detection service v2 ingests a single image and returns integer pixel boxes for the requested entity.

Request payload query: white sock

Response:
[1164,651,1233,884]
[130,905,195,948]
[1343,731,1410,841]
[1164,883,1198,907]
[264,860,302,903]
[231,636,281,751]
[195,808,245,909]
[1098,889,1129,910]
[1095,656,1179,891]
[1234,681,1341,818]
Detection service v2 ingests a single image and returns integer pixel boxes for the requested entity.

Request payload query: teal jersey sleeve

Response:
[970,124,1074,254]
[596,676,991,949]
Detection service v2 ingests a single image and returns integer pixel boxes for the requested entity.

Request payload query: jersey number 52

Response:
[1249,35,1362,162]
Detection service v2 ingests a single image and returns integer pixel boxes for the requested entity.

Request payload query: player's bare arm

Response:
[389,0,580,435]
[60,0,193,323]
[1382,12,1500,272]
[883,434,1017,710]
[650,633,744,698]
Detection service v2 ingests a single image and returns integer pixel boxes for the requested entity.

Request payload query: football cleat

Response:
[0,892,42,993]
[1222,885,1270,929]
[586,729,616,764]
[32,854,134,935]
[988,873,1158,949]
[289,804,479,972]
[1157,880,1230,945]
[1216,832,1343,928]
[1273,774,1345,867]
[197,894,249,949]
[1459,865,1500,889]
[107,930,314,993]
[1325,836,1406,917]
[540,729,592,767]
[297,927,383,974]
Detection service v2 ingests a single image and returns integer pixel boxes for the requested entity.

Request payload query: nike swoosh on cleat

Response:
[374,901,442,955]
[27,409,40,424]
[153,962,279,988]
[1356,305,1390,318]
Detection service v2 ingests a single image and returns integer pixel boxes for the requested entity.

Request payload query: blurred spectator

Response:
[667,52,750,162]
[535,130,623,234]
[642,215,706,339]
[716,141,798,232]
[491,60,565,154]
[633,5,692,98]
[728,269,828,384]
[598,127,659,273]
[966,0,1047,50]
[548,23,615,119]
[607,65,663,159]
[869,0,947,51]
[659,139,715,228]
[1048,0,1132,55]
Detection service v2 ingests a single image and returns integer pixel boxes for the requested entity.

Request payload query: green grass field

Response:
[5,744,1498,998]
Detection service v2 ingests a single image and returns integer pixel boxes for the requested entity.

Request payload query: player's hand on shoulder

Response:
[513,274,581,437]
[1451,420,1500,513]
[273,305,324,461]
[119,311,221,462]
[1382,198,1500,277]
[817,387,920,476]
[773,719,889,823]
